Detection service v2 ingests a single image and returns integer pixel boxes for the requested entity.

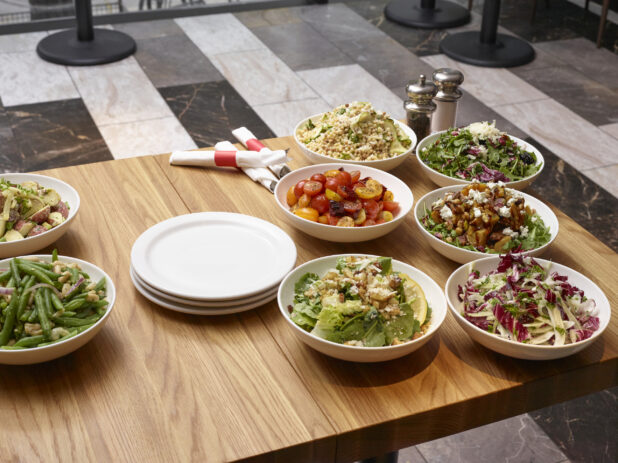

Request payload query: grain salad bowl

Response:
[445,256,611,360]
[277,254,447,362]
[0,254,115,365]
[294,113,417,171]
[414,185,559,264]
[0,173,80,259]
[274,164,414,242]
[416,130,544,190]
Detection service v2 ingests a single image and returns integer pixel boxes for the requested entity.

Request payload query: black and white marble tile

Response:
[0,99,112,173]
[133,34,223,88]
[234,6,303,29]
[113,19,185,40]
[159,80,275,148]
[511,65,618,126]
[251,22,354,72]
[416,413,568,463]
[346,0,447,57]
[531,387,618,463]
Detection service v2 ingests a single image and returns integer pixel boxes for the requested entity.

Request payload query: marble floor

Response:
[0,1,616,461]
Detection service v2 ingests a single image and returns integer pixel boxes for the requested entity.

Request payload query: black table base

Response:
[37,0,135,66]
[440,31,535,67]
[37,29,136,66]
[439,0,534,67]
[385,0,470,29]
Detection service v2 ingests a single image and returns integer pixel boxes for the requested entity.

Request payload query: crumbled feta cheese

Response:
[440,205,453,221]
[502,227,519,238]
[468,189,487,204]
[519,226,529,238]
[466,121,504,144]
[506,197,516,206]
[432,198,445,209]
[531,216,538,223]
[472,207,481,218]
[498,206,511,218]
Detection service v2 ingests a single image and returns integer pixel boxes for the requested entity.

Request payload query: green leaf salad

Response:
[289,256,431,347]
[419,122,540,182]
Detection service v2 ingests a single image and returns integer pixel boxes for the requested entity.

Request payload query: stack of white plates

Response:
[130,212,297,315]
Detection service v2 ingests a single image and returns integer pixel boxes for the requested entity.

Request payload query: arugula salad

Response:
[288,256,431,347]
[421,182,552,253]
[419,121,540,182]
[459,253,599,345]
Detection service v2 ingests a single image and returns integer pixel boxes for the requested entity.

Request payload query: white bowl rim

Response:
[445,255,611,351]
[0,254,115,353]
[414,184,559,259]
[274,163,414,231]
[0,173,81,245]
[277,253,447,351]
[293,112,418,163]
[415,129,545,185]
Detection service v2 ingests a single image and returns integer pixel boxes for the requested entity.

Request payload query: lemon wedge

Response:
[399,273,428,325]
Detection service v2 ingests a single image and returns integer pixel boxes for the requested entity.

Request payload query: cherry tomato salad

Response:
[286,168,400,227]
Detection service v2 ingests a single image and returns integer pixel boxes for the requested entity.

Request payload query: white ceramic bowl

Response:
[414,185,559,264]
[415,130,544,189]
[274,163,414,242]
[445,256,611,360]
[0,173,80,258]
[277,254,447,362]
[294,113,417,171]
[0,254,115,365]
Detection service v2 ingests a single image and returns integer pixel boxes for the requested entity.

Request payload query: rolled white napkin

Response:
[232,127,291,178]
[214,141,279,193]
[169,149,287,168]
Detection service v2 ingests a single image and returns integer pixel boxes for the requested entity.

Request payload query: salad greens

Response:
[459,253,599,345]
[289,256,431,347]
[419,122,540,182]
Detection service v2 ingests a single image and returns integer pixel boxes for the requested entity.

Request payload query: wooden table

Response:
[1,138,616,462]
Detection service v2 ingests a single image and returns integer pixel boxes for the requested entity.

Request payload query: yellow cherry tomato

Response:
[336,216,355,227]
[318,215,329,224]
[354,208,366,225]
[381,211,394,222]
[324,169,341,178]
[354,179,383,200]
[298,193,311,208]
[294,207,319,222]
[286,186,297,206]
[325,188,343,201]
[383,190,394,202]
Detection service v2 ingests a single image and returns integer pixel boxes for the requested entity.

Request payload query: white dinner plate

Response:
[131,212,296,301]
[130,264,278,307]
[130,267,276,315]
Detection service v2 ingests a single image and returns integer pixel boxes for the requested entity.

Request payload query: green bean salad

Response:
[0,252,108,350]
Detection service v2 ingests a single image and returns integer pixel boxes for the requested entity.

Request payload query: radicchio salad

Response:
[419,121,540,183]
[458,254,599,346]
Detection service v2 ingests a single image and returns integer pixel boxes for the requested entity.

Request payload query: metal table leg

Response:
[385,0,470,29]
[439,0,535,67]
[37,0,136,66]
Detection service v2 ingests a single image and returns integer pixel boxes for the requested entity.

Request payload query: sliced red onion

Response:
[64,276,85,299]
[0,287,14,295]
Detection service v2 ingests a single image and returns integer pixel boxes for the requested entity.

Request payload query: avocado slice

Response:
[384,119,408,155]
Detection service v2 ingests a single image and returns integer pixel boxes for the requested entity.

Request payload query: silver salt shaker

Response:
[431,68,464,132]
[404,74,437,141]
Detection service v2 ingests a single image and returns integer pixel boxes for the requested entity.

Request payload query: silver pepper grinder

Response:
[431,68,464,132]
[404,74,437,141]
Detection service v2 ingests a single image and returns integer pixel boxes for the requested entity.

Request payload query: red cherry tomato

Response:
[363,199,380,219]
[310,194,329,214]
[375,218,386,225]
[335,170,351,187]
[310,173,326,184]
[327,214,339,226]
[336,185,356,200]
[363,219,376,227]
[303,180,324,197]
[343,200,362,214]
[350,170,361,184]
[382,201,400,214]
[294,180,307,198]
[324,178,341,192]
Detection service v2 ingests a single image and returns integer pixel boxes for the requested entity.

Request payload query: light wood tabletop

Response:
[1,137,616,462]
